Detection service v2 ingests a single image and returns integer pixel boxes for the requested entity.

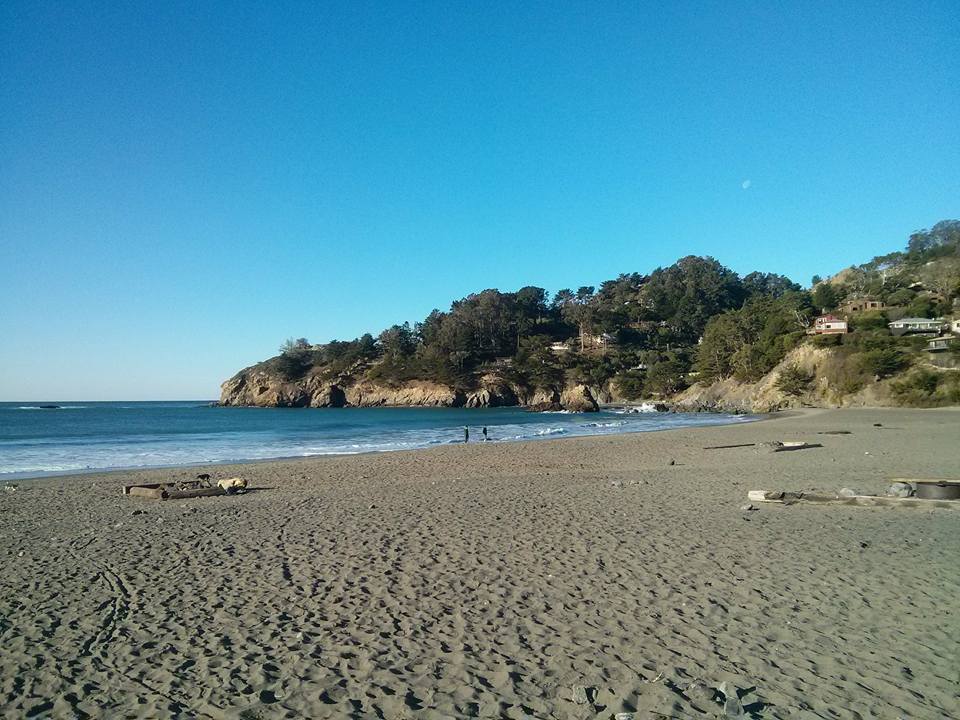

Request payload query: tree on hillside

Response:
[811,283,840,312]
[907,220,960,262]
[741,272,800,298]
[279,337,311,354]
[637,256,746,341]
[514,286,550,350]
[378,323,416,360]
[694,292,811,382]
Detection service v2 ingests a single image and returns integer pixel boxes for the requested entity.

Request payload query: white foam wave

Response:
[15,405,86,410]
[0,410,757,478]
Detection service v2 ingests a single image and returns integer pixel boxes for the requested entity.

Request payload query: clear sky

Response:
[1,1,958,400]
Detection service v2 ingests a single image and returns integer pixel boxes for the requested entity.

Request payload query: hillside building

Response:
[808,314,848,335]
[887,318,944,336]
[839,297,884,315]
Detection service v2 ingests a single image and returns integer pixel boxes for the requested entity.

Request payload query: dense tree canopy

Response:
[261,220,958,399]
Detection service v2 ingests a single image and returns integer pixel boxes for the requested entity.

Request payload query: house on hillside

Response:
[808,314,848,335]
[926,337,954,353]
[950,318,960,335]
[839,297,884,315]
[584,332,617,350]
[887,317,944,336]
[549,341,572,354]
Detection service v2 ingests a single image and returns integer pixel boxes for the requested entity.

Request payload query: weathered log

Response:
[124,483,227,500]
[126,486,166,500]
[162,487,226,500]
[703,443,757,450]
[748,489,959,510]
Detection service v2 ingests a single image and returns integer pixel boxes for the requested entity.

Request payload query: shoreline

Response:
[1,408,778,483]
[2,407,958,718]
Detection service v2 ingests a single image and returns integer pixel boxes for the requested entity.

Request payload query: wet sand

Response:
[1,408,958,719]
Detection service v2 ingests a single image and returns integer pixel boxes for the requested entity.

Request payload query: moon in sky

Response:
[741,180,752,190]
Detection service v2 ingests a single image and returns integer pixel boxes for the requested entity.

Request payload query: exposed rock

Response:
[886,482,914,498]
[529,388,560,406]
[684,679,716,709]
[464,376,518,408]
[526,401,564,413]
[569,685,593,704]
[309,385,346,408]
[559,384,599,413]
[838,487,859,498]
[717,682,744,718]
[344,381,465,408]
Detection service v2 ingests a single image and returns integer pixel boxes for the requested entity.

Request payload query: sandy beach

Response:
[1,408,958,719]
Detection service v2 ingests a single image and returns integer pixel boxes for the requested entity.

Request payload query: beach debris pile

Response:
[749,483,960,509]
[123,475,248,500]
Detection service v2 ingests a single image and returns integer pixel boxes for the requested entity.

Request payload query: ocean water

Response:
[0,402,756,479]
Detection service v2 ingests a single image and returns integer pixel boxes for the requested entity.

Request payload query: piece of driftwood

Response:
[123,481,227,501]
[748,490,959,510]
[890,477,960,484]
[703,441,822,452]
[817,431,852,435]
[767,441,822,452]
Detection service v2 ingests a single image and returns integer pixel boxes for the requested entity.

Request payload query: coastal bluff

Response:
[219,367,601,411]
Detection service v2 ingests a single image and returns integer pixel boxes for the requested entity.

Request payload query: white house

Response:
[887,317,944,336]
[808,314,848,335]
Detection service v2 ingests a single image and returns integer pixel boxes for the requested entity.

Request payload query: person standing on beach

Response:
[482,426,488,441]
[464,426,469,443]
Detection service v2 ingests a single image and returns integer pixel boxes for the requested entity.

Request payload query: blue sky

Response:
[1,1,958,400]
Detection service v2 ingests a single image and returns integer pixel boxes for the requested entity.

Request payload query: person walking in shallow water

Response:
[482,426,488,441]
[464,426,469,443]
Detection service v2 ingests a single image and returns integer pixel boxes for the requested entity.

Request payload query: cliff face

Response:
[670,344,953,413]
[222,344,957,413]
[219,369,601,412]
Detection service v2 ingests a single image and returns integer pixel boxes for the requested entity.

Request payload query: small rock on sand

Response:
[570,685,592,704]
[838,488,858,497]
[886,482,914,498]
[684,679,716,707]
[717,682,744,717]
[740,503,755,511]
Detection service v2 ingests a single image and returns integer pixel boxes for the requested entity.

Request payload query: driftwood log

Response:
[123,482,227,500]
[748,490,959,510]
[704,441,821,452]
